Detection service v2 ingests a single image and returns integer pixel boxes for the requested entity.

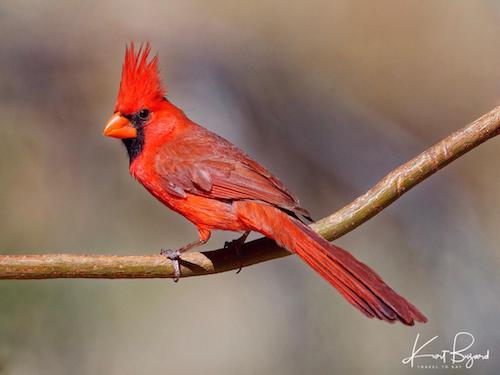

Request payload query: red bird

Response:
[103,43,427,325]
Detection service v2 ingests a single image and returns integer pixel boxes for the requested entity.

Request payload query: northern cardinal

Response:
[103,43,427,325]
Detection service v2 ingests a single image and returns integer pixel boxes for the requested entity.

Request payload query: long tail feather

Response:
[236,201,427,325]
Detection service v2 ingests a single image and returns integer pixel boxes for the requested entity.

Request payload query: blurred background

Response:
[1,1,499,374]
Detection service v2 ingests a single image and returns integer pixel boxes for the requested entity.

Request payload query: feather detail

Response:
[115,42,165,115]
[236,201,427,325]
[152,124,311,220]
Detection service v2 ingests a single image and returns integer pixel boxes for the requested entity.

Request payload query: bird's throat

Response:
[122,126,145,163]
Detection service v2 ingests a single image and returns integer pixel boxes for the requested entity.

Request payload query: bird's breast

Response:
[129,155,245,232]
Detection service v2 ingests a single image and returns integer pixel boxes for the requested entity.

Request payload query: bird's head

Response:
[103,43,171,161]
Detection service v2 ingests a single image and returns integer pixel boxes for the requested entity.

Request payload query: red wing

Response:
[154,126,311,219]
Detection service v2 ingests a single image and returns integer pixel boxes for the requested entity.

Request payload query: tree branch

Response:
[2,106,500,279]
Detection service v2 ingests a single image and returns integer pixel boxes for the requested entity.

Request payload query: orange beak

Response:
[103,113,137,138]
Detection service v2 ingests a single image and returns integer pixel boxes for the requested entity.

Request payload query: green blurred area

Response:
[1,1,499,374]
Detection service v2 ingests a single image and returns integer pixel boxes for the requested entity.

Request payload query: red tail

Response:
[236,201,427,325]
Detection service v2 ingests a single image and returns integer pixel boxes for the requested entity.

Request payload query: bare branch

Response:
[1,106,500,279]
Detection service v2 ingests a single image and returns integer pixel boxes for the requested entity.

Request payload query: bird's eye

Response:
[138,109,150,120]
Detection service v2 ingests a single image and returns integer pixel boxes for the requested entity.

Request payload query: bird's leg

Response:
[178,238,207,253]
[161,228,211,282]
[224,231,251,274]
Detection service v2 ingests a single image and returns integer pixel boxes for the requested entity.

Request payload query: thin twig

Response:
[1,106,500,279]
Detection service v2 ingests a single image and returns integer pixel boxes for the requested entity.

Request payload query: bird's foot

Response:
[234,247,243,274]
[224,232,249,274]
[160,248,182,282]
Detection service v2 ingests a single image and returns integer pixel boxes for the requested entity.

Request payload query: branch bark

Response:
[2,106,500,279]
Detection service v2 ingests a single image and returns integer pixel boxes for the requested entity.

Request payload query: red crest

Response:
[115,43,165,114]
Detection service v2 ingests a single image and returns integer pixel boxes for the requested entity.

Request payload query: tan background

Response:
[1,1,499,374]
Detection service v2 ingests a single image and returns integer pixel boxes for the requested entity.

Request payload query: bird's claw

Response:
[224,238,245,274]
[160,248,182,282]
